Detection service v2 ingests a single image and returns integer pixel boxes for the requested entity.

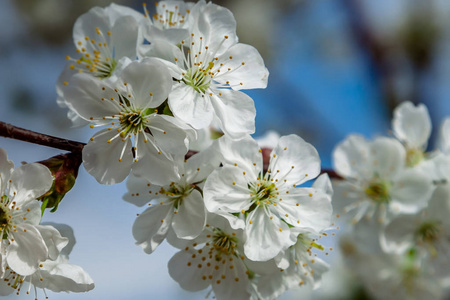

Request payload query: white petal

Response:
[172,189,206,239]
[313,173,333,197]
[390,169,433,214]
[56,63,89,127]
[370,137,405,179]
[132,203,173,254]
[279,188,332,232]
[168,83,214,129]
[244,207,293,261]
[438,118,450,154]
[119,59,172,108]
[217,135,262,177]
[140,41,185,78]
[210,89,256,139]
[35,225,69,261]
[269,134,321,186]
[190,2,237,57]
[382,215,420,254]
[332,134,371,179]
[184,140,222,183]
[9,163,53,205]
[83,129,133,185]
[331,180,366,221]
[145,26,189,48]
[427,184,450,227]
[110,15,140,59]
[65,74,119,122]
[123,174,163,207]
[73,7,110,52]
[168,250,210,291]
[7,224,47,276]
[42,222,76,258]
[148,114,190,155]
[204,166,252,217]
[0,148,14,194]
[106,3,143,24]
[132,137,179,186]
[33,262,95,293]
[215,43,268,90]
[392,101,431,149]
[19,200,42,226]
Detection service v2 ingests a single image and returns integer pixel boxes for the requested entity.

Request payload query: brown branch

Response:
[321,169,343,180]
[0,121,85,153]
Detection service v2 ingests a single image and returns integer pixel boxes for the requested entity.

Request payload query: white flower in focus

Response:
[332,135,433,223]
[65,58,194,185]
[0,148,53,276]
[57,3,144,126]
[204,135,331,261]
[256,175,333,299]
[168,215,270,300]
[143,2,268,138]
[123,146,220,254]
[392,101,432,167]
[0,223,94,297]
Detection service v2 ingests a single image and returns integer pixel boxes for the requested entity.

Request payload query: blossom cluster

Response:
[332,101,450,300]
[0,148,93,298]
[54,1,334,299]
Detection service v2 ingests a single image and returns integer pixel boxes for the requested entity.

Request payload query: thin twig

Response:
[321,169,343,180]
[0,121,85,153]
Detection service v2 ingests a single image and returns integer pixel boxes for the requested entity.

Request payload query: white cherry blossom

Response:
[332,135,434,223]
[0,223,94,297]
[123,145,220,254]
[142,1,268,138]
[168,215,273,300]
[57,3,143,126]
[392,101,432,167]
[204,135,331,261]
[0,148,53,277]
[65,58,194,185]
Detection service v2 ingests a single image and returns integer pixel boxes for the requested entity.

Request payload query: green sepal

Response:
[37,152,82,214]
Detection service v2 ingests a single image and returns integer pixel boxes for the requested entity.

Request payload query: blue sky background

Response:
[1,0,450,299]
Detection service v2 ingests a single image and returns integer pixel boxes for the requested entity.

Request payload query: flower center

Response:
[406,148,424,167]
[365,180,390,203]
[118,109,150,138]
[248,181,277,210]
[212,228,238,261]
[66,27,117,79]
[0,195,12,239]
[160,183,194,209]
[416,221,441,244]
[183,62,215,94]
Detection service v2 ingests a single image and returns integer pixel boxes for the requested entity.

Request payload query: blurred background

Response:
[1,0,450,299]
